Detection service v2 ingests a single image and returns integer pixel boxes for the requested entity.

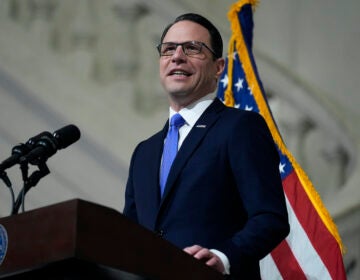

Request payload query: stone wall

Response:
[0,0,358,278]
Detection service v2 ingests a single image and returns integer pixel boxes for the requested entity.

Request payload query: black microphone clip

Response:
[20,132,56,165]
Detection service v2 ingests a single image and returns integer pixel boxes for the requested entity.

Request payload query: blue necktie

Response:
[160,113,185,197]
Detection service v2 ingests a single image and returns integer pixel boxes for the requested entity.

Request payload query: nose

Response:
[171,45,187,62]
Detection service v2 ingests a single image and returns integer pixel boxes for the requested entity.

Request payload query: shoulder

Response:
[211,98,263,119]
[135,129,163,149]
[214,100,267,129]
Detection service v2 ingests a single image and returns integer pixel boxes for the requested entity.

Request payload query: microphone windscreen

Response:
[53,125,81,149]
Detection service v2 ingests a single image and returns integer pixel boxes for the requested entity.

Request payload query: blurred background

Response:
[0,0,359,278]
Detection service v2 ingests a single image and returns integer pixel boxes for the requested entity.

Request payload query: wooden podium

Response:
[0,199,224,279]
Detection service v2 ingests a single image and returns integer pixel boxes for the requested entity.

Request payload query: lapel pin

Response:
[196,125,207,128]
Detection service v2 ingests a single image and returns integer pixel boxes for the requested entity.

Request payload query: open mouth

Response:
[169,70,191,77]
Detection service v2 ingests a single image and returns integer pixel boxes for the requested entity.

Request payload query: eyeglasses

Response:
[157,41,217,57]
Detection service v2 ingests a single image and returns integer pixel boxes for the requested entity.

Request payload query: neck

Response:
[169,92,215,112]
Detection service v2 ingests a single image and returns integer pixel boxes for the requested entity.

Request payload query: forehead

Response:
[163,20,211,43]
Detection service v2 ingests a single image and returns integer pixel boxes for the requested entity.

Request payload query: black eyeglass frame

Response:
[156,41,217,58]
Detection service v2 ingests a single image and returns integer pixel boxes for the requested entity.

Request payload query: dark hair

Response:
[160,13,223,59]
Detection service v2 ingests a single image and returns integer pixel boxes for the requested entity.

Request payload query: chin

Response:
[167,87,190,97]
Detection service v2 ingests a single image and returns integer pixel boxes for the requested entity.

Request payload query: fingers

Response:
[206,256,218,266]
[183,245,225,273]
[183,245,213,260]
[194,247,213,261]
[183,244,202,255]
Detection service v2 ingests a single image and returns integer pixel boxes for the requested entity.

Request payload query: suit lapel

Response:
[146,122,168,214]
[160,99,225,205]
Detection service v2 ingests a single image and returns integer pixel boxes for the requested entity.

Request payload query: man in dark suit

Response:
[123,13,289,279]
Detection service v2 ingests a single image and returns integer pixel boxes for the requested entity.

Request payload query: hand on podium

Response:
[183,245,226,274]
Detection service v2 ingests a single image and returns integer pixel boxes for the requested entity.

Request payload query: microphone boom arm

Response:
[12,161,50,215]
[1,170,15,214]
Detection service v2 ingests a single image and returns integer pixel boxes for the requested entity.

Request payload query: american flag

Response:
[217,1,346,279]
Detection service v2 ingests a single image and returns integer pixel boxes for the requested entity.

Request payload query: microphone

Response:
[0,132,49,172]
[19,125,81,165]
[0,144,30,172]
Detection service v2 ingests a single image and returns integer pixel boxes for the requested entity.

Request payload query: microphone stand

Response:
[11,161,50,215]
[0,170,15,214]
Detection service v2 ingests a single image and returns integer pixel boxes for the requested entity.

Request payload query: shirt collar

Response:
[169,94,215,127]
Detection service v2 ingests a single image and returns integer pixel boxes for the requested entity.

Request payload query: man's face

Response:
[159,20,224,109]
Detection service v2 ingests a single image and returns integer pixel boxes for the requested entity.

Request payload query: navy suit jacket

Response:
[123,98,289,279]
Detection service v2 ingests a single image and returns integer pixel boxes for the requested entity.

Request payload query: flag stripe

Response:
[284,172,346,279]
[270,239,307,280]
[260,254,283,280]
[284,182,332,279]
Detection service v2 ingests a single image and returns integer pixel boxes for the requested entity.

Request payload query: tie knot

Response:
[170,113,185,128]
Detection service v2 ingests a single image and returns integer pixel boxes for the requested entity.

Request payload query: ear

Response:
[215,58,225,79]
